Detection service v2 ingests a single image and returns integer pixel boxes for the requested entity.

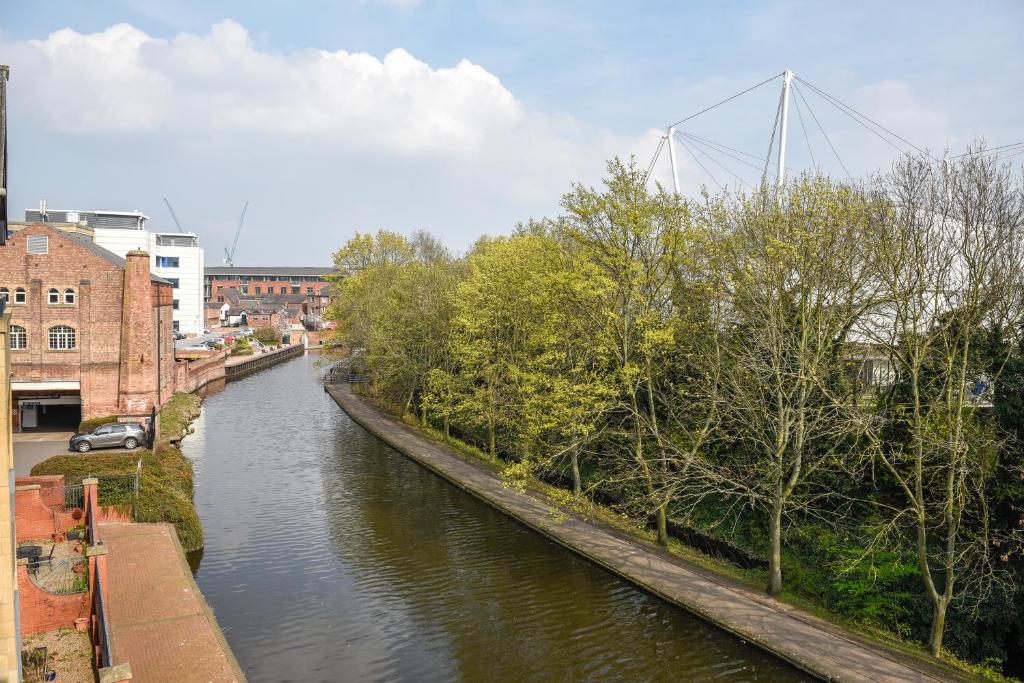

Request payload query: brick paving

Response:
[328,383,967,683]
[99,523,245,682]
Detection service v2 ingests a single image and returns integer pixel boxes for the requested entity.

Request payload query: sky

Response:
[1,1,1022,265]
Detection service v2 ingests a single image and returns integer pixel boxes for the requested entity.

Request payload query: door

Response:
[93,425,116,446]
[21,403,37,429]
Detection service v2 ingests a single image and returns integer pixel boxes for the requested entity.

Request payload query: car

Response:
[172,331,186,341]
[69,422,147,453]
[222,335,235,343]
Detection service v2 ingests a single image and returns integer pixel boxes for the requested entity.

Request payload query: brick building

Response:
[0,223,175,430]
[215,287,329,331]
[204,266,332,302]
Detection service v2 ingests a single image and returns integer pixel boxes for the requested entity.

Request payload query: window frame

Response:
[47,288,59,305]
[13,288,25,304]
[47,325,77,351]
[10,325,27,350]
[63,288,76,305]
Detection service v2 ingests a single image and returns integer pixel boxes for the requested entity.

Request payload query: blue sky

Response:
[2,1,1022,264]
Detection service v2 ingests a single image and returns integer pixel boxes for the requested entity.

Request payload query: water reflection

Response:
[184,354,806,683]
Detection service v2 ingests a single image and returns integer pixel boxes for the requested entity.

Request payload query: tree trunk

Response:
[444,416,450,439]
[420,403,427,428]
[655,505,668,548]
[767,496,784,596]
[488,419,495,456]
[570,448,582,498]
[928,597,947,657]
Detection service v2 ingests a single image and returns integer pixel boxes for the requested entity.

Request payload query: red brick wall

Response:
[16,475,67,508]
[173,353,226,393]
[14,487,78,542]
[210,277,330,297]
[0,224,178,421]
[18,563,89,634]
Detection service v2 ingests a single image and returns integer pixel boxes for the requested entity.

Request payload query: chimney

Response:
[117,250,157,414]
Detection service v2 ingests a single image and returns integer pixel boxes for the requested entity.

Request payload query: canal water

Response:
[184,353,807,682]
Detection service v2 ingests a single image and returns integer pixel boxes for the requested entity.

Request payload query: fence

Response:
[63,483,83,510]
[225,343,304,381]
[27,555,89,595]
[93,566,114,669]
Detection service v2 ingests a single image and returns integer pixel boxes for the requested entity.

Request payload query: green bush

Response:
[254,327,281,345]
[31,392,206,552]
[232,337,253,356]
[77,414,118,433]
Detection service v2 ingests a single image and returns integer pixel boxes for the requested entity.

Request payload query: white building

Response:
[23,205,206,335]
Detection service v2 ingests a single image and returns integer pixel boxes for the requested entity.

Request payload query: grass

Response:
[31,393,206,552]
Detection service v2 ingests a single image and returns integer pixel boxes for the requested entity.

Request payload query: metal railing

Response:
[63,483,84,510]
[94,565,114,668]
[27,555,88,595]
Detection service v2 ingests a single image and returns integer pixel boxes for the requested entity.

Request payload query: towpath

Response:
[327,382,966,683]
[100,522,245,682]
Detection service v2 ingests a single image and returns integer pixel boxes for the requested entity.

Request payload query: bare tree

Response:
[859,147,1024,656]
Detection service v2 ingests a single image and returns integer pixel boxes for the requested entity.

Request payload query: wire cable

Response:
[793,81,852,180]
[676,132,752,189]
[643,135,667,184]
[760,87,784,187]
[670,72,785,128]
[677,137,723,190]
[795,76,935,160]
[678,132,781,176]
[791,82,818,169]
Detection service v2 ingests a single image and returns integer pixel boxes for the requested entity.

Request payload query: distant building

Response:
[23,205,205,336]
[0,223,175,429]
[215,287,328,330]
[204,266,332,303]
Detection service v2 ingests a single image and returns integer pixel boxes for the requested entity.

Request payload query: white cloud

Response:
[6,20,528,156]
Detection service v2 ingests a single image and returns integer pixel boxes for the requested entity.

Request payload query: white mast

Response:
[667,126,680,194]
[775,69,793,196]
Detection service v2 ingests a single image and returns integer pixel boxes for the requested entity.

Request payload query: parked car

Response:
[69,423,146,453]
[172,331,186,341]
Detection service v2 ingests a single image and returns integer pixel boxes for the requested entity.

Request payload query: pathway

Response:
[328,383,966,683]
[99,523,245,682]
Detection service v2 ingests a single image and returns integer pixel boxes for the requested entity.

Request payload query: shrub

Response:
[233,337,253,356]
[254,327,281,345]
[78,414,118,433]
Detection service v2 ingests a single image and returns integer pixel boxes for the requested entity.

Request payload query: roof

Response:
[204,266,333,277]
[61,230,173,285]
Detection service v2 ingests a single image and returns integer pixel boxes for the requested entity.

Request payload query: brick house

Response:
[0,223,175,430]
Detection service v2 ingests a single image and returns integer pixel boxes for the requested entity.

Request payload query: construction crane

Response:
[223,201,248,267]
[162,198,186,233]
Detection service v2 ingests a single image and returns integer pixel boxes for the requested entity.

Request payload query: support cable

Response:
[677,137,723,190]
[795,76,935,160]
[679,132,779,176]
[760,88,784,187]
[675,131,752,189]
[643,135,667,184]
[669,72,785,128]
[791,82,818,170]
[793,81,852,180]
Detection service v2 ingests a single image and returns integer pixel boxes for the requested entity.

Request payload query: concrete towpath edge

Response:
[326,382,971,683]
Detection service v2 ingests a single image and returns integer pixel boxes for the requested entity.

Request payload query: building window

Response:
[48,325,76,350]
[172,299,180,310]
[156,256,180,268]
[254,286,261,294]
[266,287,273,294]
[10,325,26,350]
[63,288,76,305]
[166,278,180,289]
[173,320,180,331]
[306,286,313,294]
[14,288,25,304]
[217,296,224,303]
[0,288,7,302]
[241,285,249,294]
[291,286,300,294]
[217,285,223,291]
[47,288,59,304]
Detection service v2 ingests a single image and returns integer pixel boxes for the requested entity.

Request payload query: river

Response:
[183,353,808,682]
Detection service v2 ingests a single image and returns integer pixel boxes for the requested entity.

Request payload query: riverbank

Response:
[31,393,206,552]
[327,382,971,683]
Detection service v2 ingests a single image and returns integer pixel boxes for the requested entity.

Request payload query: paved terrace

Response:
[327,383,966,683]
[100,523,245,682]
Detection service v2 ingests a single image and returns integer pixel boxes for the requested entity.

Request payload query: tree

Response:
[676,176,883,596]
[860,149,1024,656]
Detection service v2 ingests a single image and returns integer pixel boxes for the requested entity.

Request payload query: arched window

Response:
[14,288,25,304]
[10,325,26,350]
[63,288,76,305]
[0,288,8,302]
[48,325,76,350]
[47,288,59,305]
